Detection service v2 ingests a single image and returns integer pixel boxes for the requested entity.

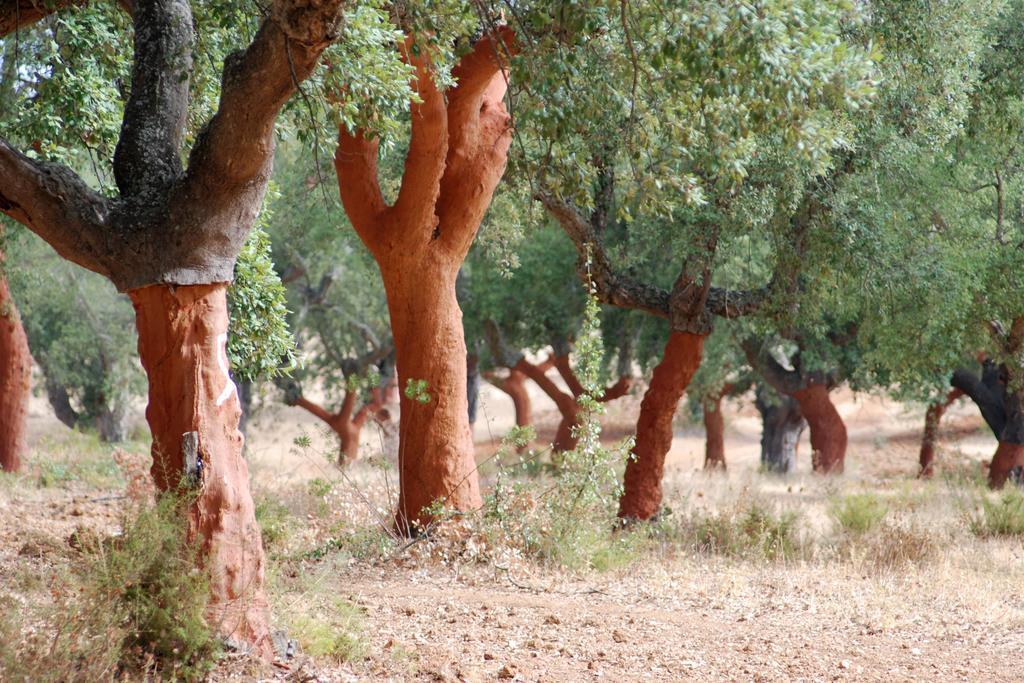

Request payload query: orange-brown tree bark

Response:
[335,30,515,532]
[918,387,964,478]
[618,332,705,520]
[791,383,847,474]
[130,283,270,656]
[702,383,732,472]
[0,263,31,473]
[290,387,388,465]
[512,353,632,453]
[485,367,534,429]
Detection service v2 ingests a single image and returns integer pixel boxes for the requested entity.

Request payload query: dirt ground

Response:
[3,380,1024,682]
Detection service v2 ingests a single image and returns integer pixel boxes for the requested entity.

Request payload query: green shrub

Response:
[967,489,1024,538]
[687,503,803,561]
[254,494,293,551]
[831,492,888,534]
[0,493,218,682]
[289,600,367,663]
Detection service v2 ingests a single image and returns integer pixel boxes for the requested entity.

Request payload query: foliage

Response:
[227,223,298,382]
[967,489,1024,538]
[830,492,888,534]
[683,503,804,562]
[287,600,367,664]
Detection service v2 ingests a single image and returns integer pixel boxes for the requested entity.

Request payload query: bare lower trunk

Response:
[467,353,480,425]
[384,259,482,533]
[702,391,726,471]
[45,376,80,430]
[990,441,1024,488]
[0,272,31,473]
[129,283,271,657]
[503,369,532,428]
[618,332,705,521]
[755,386,804,474]
[919,388,963,478]
[792,383,846,474]
[514,358,579,453]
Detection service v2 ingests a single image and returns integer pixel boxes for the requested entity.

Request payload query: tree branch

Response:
[335,130,387,244]
[951,367,1005,439]
[0,0,83,36]
[183,0,346,207]
[113,0,192,197]
[741,338,803,396]
[705,285,770,319]
[536,189,671,318]
[0,138,112,277]
[392,36,447,228]
[482,319,523,369]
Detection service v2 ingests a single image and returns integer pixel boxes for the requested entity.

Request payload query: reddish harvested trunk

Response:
[294,388,387,465]
[702,386,731,472]
[335,30,514,532]
[489,368,533,428]
[0,270,30,473]
[989,441,1024,489]
[918,388,964,478]
[384,260,482,529]
[619,332,705,521]
[129,283,271,657]
[792,383,846,474]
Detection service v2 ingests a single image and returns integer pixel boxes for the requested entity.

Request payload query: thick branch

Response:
[0,138,112,277]
[597,375,633,402]
[184,0,345,205]
[482,319,523,369]
[335,130,386,243]
[741,339,803,396]
[392,37,447,228]
[951,367,1006,439]
[113,0,192,196]
[552,353,585,398]
[705,285,770,319]
[514,356,575,413]
[293,395,339,427]
[0,0,83,36]
[536,189,670,318]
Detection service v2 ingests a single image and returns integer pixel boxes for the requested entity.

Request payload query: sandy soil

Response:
[4,380,1021,682]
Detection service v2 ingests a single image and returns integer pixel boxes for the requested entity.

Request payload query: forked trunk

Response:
[792,383,846,474]
[382,257,482,532]
[918,388,963,478]
[702,391,727,471]
[755,387,804,474]
[129,283,271,657]
[502,368,533,428]
[338,419,362,465]
[618,332,705,521]
[514,358,579,453]
[0,272,31,473]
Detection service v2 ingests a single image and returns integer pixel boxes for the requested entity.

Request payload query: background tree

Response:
[506,0,876,520]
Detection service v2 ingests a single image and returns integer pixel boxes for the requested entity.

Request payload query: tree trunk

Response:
[514,357,579,452]
[989,441,1024,488]
[618,332,705,521]
[44,375,80,430]
[382,259,482,532]
[129,283,271,657]
[496,368,532,428]
[96,400,129,443]
[0,270,31,473]
[702,390,727,471]
[755,386,804,474]
[237,378,254,437]
[918,388,963,478]
[791,383,846,474]
[467,352,480,425]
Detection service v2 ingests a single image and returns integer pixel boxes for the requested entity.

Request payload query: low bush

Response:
[830,492,888,534]
[967,489,1024,538]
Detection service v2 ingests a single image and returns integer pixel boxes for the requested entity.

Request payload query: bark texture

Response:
[792,383,846,474]
[918,388,964,478]
[755,385,805,474]
[619,332,705,521]
[0,269,30,473]
[951,359,1024,488]
[335,30,515,532]
[130,283,270,657]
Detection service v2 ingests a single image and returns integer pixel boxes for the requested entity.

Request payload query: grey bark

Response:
[755,384,805,473]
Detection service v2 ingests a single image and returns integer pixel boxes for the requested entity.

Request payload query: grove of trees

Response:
[4,0,1024,664]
